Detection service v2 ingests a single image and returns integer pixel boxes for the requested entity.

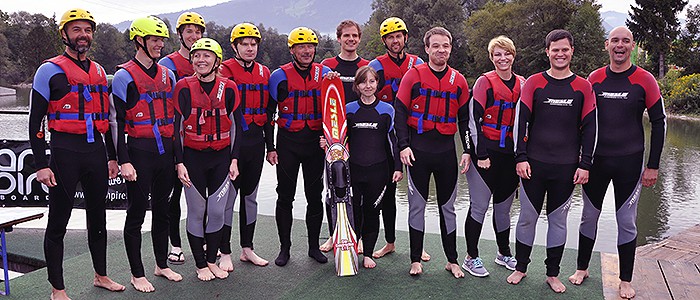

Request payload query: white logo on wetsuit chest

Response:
[599,91,629,100]
[544,98,574,106]
[353,122,378,129]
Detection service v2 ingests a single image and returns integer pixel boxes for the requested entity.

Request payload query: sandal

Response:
[168,251,185,265]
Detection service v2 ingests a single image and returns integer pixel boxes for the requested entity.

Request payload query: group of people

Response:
[28,7,665,300]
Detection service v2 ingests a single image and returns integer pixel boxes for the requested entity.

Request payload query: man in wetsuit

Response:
[319,19,370,252]
[157,11,206,266]
[29,8,125,300]
[507,29,597,293]
[219,22,273,267]
[268,27,333,266]
[368,16,429,261]
[568,26,666,299]
[395,26,471,278]
[110,15,182,292]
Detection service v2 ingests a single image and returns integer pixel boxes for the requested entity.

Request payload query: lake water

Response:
[2,87,699,254]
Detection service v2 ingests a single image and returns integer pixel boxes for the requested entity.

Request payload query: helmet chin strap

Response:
[179,35,191,51]
[135,37,158,63]
[233,42,254,68]
[62,28,89,54]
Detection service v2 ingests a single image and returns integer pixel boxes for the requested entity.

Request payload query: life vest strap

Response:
[483,123,512,148]
[185,131,230,142]
[418,88,458,100]
[287,90,320,98]
[238,83,268,91]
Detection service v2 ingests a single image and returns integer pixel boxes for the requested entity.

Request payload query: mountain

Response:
[600,10,629,33]
[115,0,374,35]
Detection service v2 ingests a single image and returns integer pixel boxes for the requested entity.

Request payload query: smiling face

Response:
[490,46,514,73]
[338,25,360,53]
[425,34,451,68]
[180,24,203,49]
[382,31,406,54]
[606,27,634,67]
[545,38,573,71]
[235,37,259,61]
[144,36,165,59]
[357,74,378,99]
[191,49,217,75]
[62,20,93,53]
[290,43,316,67]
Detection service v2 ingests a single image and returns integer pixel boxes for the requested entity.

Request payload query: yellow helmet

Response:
[59,8,95,31]
[287,27,318,48]
[380,17,408,37]
[176,12,206,32]
[231,22,261,43]
[129,16,170,40]
[190,38,223,60]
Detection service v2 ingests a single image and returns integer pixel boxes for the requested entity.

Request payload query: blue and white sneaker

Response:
[495,253,517,271]
[462,256,489,277]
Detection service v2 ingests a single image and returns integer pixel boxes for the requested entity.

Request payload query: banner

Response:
[0,140,130,209]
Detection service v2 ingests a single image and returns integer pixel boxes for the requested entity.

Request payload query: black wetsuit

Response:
[576,65,666,282]
[513,71,597,277]
[465,73,521,259]
[395,64,470,264]
[321,55,369,102]
[110,59,177,277]
[29,53,110,290]
[345,99,401,256]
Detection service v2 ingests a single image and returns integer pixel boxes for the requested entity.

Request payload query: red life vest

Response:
[181,76,237,151]
[46,55,109,143]
[481,71,524,148]
[165,51,194,80]
[376,53,419,103]
[276,63,323,132]
[408,64,460,135]
[221,59,270,130]
[118,60,175,149]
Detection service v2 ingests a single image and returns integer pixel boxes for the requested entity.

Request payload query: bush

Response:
[660,69,700,113]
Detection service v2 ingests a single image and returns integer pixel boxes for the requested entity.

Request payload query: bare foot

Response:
[240,248,269,266]
[363,257,377,269]
[357,239,363,254]
[568,269,589,285]
[50,288,71,300]
[445,262,465,278]
[507,270,526,284]
[546,276,566,293]
[93,274,126,292]
[619,281,636,299]
[409,262,423,276]
[421,250,431,261]
[219,253,234,272]
[196,267,215,281]
[154,266,183,282]
[319,238,333,252]
[372,243,395,258]
[130,276,155,293]
[208,262,229,279]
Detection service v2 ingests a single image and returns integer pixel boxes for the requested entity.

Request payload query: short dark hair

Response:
[352,66,379,95]
[545,29,573,49]
[336,20,362,39]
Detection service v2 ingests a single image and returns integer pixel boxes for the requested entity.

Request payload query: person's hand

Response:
[36,167,57,187]
[266,151,278,165]
[107,160,119,179]
[477,158,491,170]
[516,161,531,179]
[641,168,659,187]
[459,153,471,174]
[120,163,137,181]
[324,71,341,80]
[400,147,415,167]
[176,163,191,188]
[392,171,403,182]
[229,159,239,181]
[573,168,589,185]
[319,136,327,149]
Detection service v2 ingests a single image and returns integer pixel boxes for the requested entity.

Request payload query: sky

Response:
[2,0,700,24]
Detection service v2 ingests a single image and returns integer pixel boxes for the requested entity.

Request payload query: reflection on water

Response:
[3,88,700,254]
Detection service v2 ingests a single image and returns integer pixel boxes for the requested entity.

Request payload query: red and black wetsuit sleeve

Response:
[395,67,419,151]
[577,77,597,170]
[173,80,188,164]
[456,74,471,154]
[29,54,104,169]
[640,71,665,169]
[227,83,244,161]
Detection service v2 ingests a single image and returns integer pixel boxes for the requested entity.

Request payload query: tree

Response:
[257,24,292,69]
[567,0,607,76]
[670,4,700,74]
[90,23,128,74]
[627,0,688,78]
